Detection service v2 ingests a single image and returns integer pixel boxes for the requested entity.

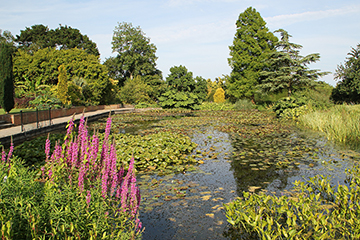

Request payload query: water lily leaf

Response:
[248,186,261,192]
[205,213,214,218]
[201,195,211,201]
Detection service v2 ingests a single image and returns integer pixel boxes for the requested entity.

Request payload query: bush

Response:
[233,99,254,110]
[158,89,200,110]
[224,164,360,239]
[272,97,307,118]
[199,102,234,111]
[213,88,225,103]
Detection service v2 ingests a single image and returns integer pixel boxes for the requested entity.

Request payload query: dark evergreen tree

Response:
[331,44,360,103]
[259,29,329,97]
[228,7,277,103]
[0,43,14,113]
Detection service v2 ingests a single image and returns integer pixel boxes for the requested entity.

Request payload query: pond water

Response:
[114,117,360,240]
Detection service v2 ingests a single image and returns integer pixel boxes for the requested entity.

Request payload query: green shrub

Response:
[224,164,360,239]
[158,89,200,110]
[233,99,254,110]
[272,97,307,118]
[199,102,234,111]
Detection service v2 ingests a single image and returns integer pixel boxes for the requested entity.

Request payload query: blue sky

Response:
[1,0,360,86]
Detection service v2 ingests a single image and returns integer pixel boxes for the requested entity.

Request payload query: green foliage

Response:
[119,76,153,104]
[299,104,360,147]
[331,44,360,103]
[228,7,277,102]
[198,102,234,111]
[13,48,112,105]
[293,81,334,110]
[213,88,225,103]
[111,131,197,172]
[260,29,329,97]
[107,22,161,86]
[0,29,14,46]
[15,24,99,56]
[13,133,65,168]
[0,43,14,113]
[233,99,255,111]
[224,164,360,239]
[57,65,68,105]
[28,94,62,110]
[272,97,307,118]
[159,89,200,110]
[159,65,203,109]
[193,76,208,102]
[166,65,196,92]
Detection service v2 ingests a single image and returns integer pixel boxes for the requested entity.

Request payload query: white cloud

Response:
[265,5,360,29]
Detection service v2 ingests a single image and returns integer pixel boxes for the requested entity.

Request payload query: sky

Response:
[1,0,360,86]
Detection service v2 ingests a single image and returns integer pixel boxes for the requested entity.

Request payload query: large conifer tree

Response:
[259,29,329,97]
[228,7,277,103]
[0,43,14,113]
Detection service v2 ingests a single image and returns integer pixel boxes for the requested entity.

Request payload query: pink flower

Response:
[45,138,51,161]
[86,190,91,206]
[7,141,13,162]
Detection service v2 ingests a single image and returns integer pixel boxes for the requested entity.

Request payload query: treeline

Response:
[0,6,359,113]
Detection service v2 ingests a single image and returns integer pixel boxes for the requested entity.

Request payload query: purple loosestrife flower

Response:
[45,138,51,161]
[86,190,91,206]
[71,139,78,169]
[101,157,109,198]
[78,164,86,192]
[120,175,129,212]
[135,218,142,232]
[130,179,138,217]
[116,167,125,198]
[1,147,6,162]
[7,141,13,163]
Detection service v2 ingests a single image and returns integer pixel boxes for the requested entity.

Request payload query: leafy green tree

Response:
[57,65,68,105]
[13,48,111,105]
[118,76,152,104]
[194,76,208,102]
[15,24,99,56]
[166,65,195,92]
[0,29,14,45]
[228,7,278,103]
[331,44,360,103]
[0,43,14,113]
[159,65,201,109]
[106,22,161,86]
[259,29,329,97]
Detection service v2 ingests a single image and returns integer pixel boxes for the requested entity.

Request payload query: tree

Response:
[13,48,111,105]
[159,65,200,109]
[228,7,278,103]
[118,76,152,104]
[193,76,208,102]
[0,43,15,113]
[57,65,68,105]
[214,88,225,103]
[15,24,99,56]
[259,29,329,97]
[0,29,14,45]
[106,22,161,86]
[331,44,360,103]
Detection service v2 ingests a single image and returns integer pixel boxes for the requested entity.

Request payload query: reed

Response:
[299,104,360,146]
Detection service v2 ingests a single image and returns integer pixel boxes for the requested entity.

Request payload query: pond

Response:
[89,110,360,240]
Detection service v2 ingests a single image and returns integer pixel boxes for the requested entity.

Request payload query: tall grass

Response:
[299,104,360,146]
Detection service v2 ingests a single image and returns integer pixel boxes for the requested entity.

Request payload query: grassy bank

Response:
[299,104,360,147]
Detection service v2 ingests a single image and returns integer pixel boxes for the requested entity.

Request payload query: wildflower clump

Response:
[0,115,142,239]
